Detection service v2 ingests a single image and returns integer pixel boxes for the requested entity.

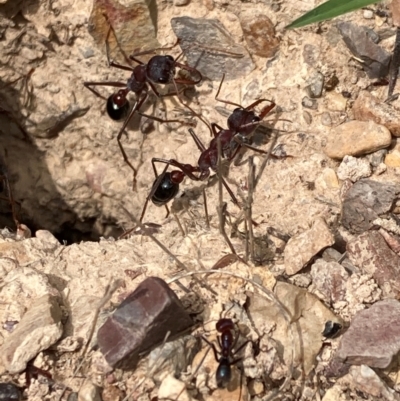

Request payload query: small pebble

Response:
[337,155,372,182]
[0,383,21,401]
[324,120,391,159]
[385,150,400,167]
[363,9,374,19]
[174,0,189,5]
[321,112,332,126]
[305,71,324,98]
[301,97,317,110]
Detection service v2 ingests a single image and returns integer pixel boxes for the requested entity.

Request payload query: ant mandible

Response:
[202,318,249,388]
[84,18,204,187]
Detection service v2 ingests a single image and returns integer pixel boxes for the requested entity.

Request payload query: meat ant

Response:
[202,318,249,388]
[84,19,205,187]
[139,74,283,223]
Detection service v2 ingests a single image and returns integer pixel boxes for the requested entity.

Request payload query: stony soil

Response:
[1,0,400,400]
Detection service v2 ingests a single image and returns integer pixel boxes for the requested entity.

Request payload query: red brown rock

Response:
[347,231,400,297]
[353,91,400,137]
[97,277,193,369]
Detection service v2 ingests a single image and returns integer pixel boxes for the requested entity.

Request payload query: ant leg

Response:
[233,136,290,160]
[116,93,149,189]
[232,340,250,357]
[83,81,126,100]
[152,157,202,181]
[129,38,180,61]
[174,61,202,85]
[211,123,224,138]
[244,99,275,112]
[171,79,212,135]
[188,128,206,153]
[201,336,221,363]
[214,73,243,109]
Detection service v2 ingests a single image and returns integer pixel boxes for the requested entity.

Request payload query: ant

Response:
[84,19,204,187]
[139,74,283,222]
[202,318,249,388]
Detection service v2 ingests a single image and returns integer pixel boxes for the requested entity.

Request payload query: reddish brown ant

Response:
[202,318,249,388]
[139,74,283,222]
[84,20,204,187]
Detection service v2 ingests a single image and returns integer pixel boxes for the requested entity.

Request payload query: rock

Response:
[390,0,400,27]
[239,11,279,58]
[353,91,400,137]
[301,96,318,109]
[158,375,192,401]
[350,365,397,400]
[347,231,400,297]
[367,149,387,167]
[324,120,391,159]
[331,300,400,372]
[170,17,254,81]
[310,259,349,304]
[385,150,400,167]
[78,380,102,401]
[97,277,193,369]
[305,71,324,98]
[0,383,21,400]
[337,22,390,79]
[341,179,400,234]
[336,155,372,182]
[88,0,159,61]
[0,295,63,373]
[284,217,335,275]
[363,10,374,19]
[147,335,200,383]
[247,282,343,376]
[174,0,189,5]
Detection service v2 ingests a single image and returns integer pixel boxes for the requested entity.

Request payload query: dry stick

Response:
[216,137,237,255]
[121,206,217,296]
[246,156,255,262]
[202,188,210,229]
[56,279,124,401]
[166,269,294,401]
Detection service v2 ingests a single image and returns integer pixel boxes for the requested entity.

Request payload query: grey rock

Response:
[347,231,400,297]
[171,17,255,81]
[341,179,400,234]
[337,22,390,79]
[337,155,372,182]
[0,295,63,373]
[367,149,388,167]
[78,380,102,401]
[305,71,324,98]
[0,383,21,400]
[302,96,318,110]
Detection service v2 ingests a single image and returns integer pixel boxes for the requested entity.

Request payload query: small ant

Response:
[202,318,249,388]
[139,74,283,222]
[84,19,204,187]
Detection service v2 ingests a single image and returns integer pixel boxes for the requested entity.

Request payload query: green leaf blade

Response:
[286,0,383,29]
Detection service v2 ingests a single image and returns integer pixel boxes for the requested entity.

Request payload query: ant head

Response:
[151,171,182,206]
[227,108,260,136]
[146,55,176,84]
[216,318,235,333]
[107,91,130,121]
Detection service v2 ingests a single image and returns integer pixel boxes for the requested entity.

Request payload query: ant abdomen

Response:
[151,172,180,206]
[106,95,130,121]
[216,361,231,388]
[147,55,176,84]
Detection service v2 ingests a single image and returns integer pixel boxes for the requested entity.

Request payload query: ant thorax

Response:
[127,66,147,93]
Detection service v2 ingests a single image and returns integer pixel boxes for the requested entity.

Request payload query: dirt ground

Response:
[0,0,400,400]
